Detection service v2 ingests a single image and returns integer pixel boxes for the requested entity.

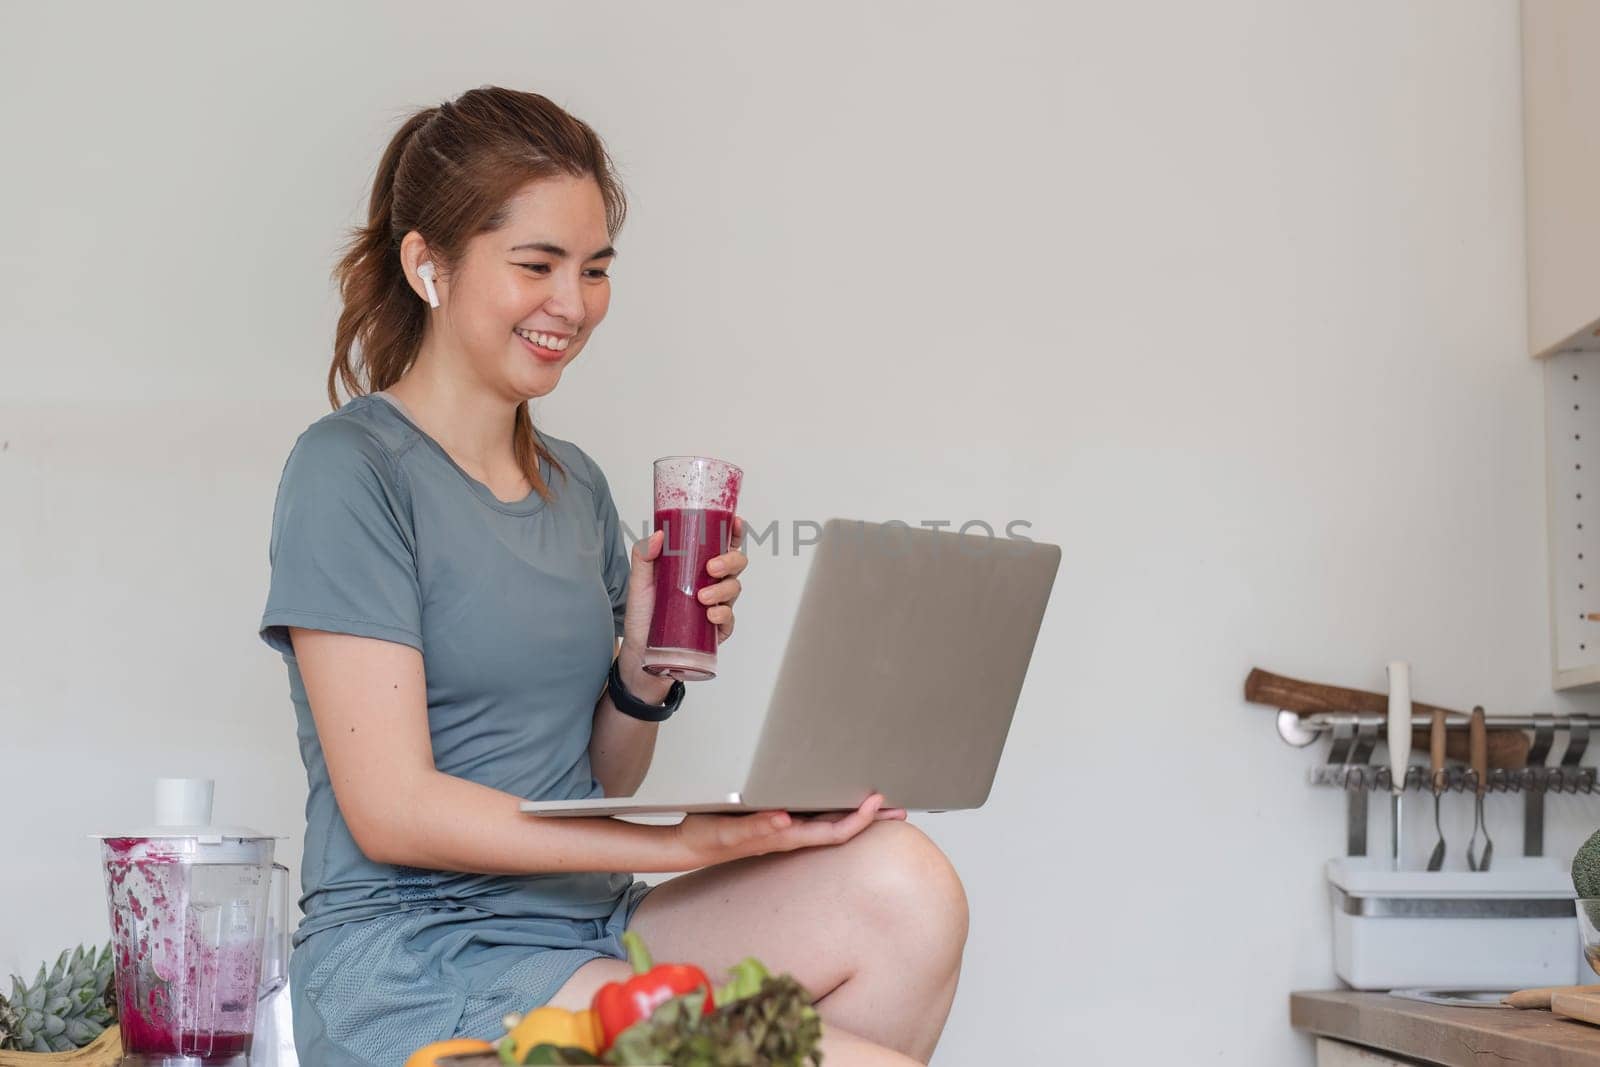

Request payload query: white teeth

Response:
[517,329,570,351]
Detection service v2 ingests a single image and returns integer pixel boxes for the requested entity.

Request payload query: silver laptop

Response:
[520,517,1061,818]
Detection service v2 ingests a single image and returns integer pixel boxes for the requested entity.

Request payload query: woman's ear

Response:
[399,230,443,306]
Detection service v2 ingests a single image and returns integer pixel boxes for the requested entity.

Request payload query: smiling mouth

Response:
[515,329,569,362]
[515,327,572,350]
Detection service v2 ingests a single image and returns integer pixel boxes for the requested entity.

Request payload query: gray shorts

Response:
[288,880,655,1066]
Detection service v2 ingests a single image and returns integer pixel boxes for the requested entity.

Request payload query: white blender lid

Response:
[91,777,283,843]
[92,825,280,841]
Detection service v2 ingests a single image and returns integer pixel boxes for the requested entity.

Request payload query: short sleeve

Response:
[258,419,424,657]
[577,448,631,639]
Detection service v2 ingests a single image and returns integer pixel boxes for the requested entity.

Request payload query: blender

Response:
[96,779,288,1066]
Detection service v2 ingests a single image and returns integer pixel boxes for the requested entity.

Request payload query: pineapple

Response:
[0,943,116,1053]
[0,993,20,1052]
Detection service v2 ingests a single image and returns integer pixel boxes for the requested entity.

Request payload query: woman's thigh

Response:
[545,819,969,1009]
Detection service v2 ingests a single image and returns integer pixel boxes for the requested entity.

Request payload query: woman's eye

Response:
[516,264,609,279]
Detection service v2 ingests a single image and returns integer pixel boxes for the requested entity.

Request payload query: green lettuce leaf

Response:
[714,959,770,1007]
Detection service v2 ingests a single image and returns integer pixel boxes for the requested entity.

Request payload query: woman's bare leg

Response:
[546,820,969,1064]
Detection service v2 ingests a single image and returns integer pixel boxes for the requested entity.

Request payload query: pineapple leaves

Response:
[0,940,118,1053]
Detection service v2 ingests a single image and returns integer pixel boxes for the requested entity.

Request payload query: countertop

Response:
[1292,990,1600,1065]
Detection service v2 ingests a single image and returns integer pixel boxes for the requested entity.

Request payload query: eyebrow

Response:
[508,241,617,261]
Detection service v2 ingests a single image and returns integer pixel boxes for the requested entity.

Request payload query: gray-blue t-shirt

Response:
[259,391,635,945]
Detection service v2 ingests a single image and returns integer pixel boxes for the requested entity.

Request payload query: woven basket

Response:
[0,1026,121,1067]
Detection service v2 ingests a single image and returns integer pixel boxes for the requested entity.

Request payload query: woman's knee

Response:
[844,821,969,963]
[545,956,633,1011]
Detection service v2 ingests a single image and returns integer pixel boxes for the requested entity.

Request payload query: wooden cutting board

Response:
[1506,983,1600,1009]
[1551,990,1600,1026]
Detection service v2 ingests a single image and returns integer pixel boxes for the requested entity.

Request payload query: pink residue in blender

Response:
[104,838,258,1059]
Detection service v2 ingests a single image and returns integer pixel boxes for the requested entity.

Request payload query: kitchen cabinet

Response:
[1314,1037,1416,1066]
[1523,0,1600,360]
[1543,349,1600,689]
[1525,2,1600,688]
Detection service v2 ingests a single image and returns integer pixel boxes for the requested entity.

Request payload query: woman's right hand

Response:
[673,793,908,867]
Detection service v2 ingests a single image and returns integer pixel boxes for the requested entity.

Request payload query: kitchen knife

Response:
[1387,661,1412,870]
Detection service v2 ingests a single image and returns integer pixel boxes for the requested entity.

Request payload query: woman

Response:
[259,86,969,1066]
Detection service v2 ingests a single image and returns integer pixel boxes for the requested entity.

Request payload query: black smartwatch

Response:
[607,657,685,722]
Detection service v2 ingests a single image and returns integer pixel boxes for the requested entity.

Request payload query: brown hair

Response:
[328,86,628,502]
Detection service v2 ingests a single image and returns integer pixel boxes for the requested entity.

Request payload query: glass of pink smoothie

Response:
[642,455,743,682]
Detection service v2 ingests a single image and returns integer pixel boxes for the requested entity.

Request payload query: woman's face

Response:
[426,174,614,401]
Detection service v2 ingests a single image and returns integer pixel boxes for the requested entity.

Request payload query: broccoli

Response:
[1575,826,1600,899]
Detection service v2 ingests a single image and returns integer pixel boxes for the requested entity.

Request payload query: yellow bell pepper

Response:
[505,1006,602,1060]
[404,1037,495,1067]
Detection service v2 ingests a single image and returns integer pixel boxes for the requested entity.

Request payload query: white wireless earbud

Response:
[417,261,440,309]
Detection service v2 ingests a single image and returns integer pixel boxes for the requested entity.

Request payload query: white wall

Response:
[3,1,1587,1062]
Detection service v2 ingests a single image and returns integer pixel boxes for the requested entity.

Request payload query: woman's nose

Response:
[542,270,585,325]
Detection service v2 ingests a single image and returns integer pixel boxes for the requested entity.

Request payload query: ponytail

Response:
[327,108,434,410]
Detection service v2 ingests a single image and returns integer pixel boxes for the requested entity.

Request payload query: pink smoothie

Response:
[648,506,734,657]
[116,1007,252,1059]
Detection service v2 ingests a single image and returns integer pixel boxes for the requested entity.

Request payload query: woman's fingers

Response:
[698,577,741,606]
[742,811,790,838]
[700,568,741,645]
[783,795,884,845]
[707,553,747,578]
[699,517,746,646]
[790,795,898,825]
[707,519,748,580]
[711,795,902,863]
[633,528,664,563]
[814,794,884,842]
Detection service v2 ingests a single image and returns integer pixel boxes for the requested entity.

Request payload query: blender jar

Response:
[98,783,288,1066]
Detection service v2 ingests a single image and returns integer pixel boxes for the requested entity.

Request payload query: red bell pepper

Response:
[593,931,716,1051]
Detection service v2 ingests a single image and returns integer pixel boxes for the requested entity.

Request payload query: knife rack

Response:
[1275,711,1598,858]
[1307,764,1598,793]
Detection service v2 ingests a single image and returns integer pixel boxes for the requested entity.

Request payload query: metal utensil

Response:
[1387,662,1412,870]
[1427,707,1447,871]
[1391,988,1512,1009]
[1468,705,1494,871]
